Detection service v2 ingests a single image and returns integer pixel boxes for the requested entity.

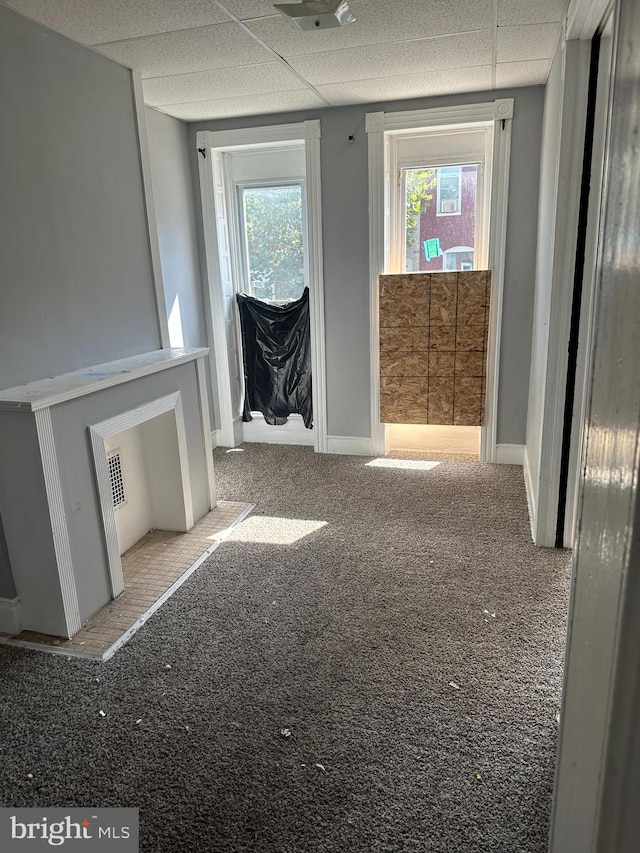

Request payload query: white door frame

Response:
[196,121,328,454]
[562,8,614,546]
[526,32,591,546]
[528,0,614,547]
[366,99,513,462]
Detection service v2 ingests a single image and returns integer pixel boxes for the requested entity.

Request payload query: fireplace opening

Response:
[90,391,195,602]
[103,410,190,559]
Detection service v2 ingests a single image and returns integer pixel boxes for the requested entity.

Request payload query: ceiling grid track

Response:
[492,0,499,90]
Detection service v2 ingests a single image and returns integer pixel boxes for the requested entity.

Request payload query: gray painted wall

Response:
[145,107,218,428]
[0,4,161,392]
[188,86,544,444]
[145,107,207,350]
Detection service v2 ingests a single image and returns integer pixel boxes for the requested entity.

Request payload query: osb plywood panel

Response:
[379,271,491,426]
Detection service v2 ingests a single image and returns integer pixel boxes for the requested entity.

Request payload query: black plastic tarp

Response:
[236,288,313,428]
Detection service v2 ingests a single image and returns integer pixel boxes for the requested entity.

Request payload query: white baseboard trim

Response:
[210,429,220,449]
[242,415,314,447]
[523,446,537,543]
[495,443,525,465]
[0,597,22,635]
[326,436,375,456]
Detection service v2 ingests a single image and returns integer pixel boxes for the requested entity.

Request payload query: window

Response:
[239,183,305,302]
[437,166,462,215]
[401,163,479,273]
[443,246,475,272]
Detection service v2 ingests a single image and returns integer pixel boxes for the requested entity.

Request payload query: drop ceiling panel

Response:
[219,0,299,19]
[144,62,305,106]
[94,22,274,77]
[3,0,232,44]
[160,88,326,121]
[496,59,550,88]
[4,0,564,122]
[498,0,568,27]
[496,23,561,63]
[317,65,494,106]
[288,31,494,86]
[247,0,493,56]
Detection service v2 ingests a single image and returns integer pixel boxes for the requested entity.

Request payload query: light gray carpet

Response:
[0,445,571,852]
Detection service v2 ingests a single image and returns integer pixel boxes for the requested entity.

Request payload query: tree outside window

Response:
[241,184,305,302]
[404,168,437,269]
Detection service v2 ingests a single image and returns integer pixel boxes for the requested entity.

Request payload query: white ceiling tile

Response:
[497,0,568,27]
[287,31,493,85]
[143,62,304,106]
[317,66,493,106]
[497,23,561,63]
[219,0,299,19]
[158,88,327,121]
[247,0,494,56]
[3,1,231,44]
[495,59,551,88]
[94,23,274,77]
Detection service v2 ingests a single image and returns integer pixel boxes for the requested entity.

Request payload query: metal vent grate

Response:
[107,451,126,508]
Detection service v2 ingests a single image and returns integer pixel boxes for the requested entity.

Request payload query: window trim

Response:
[367,98,514,463]
[195,120,328,453]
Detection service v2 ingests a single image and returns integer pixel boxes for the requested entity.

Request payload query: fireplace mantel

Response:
[0,348,208,411]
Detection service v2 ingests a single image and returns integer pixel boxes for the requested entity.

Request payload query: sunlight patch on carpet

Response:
[220,515,328,545]
[367,458,442,471]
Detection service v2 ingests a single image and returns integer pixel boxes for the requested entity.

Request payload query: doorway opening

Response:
[227,144,312,446]
[196,121,327,453]
[384,125,493,460]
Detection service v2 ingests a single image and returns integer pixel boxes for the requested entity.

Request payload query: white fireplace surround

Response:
[90,391,194,600]
[0,348,215,638]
